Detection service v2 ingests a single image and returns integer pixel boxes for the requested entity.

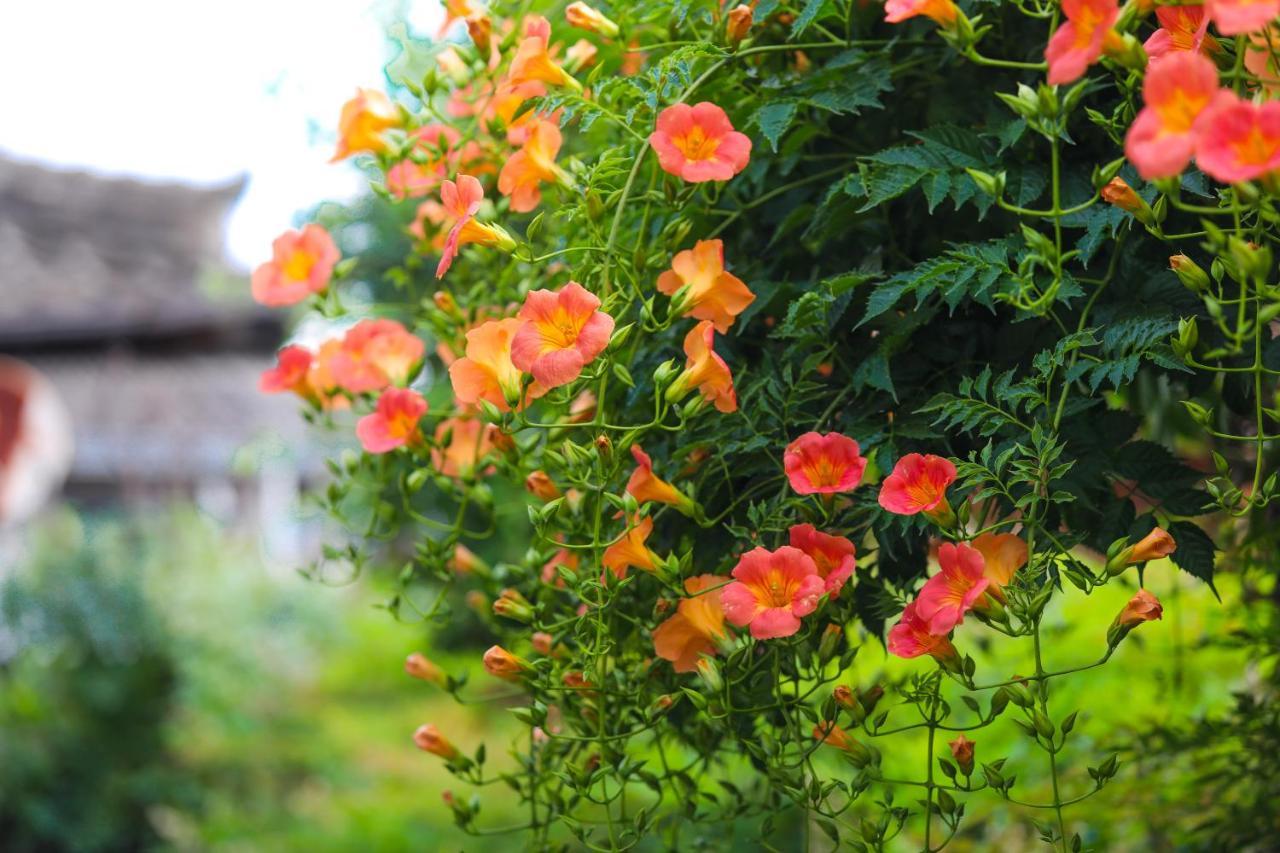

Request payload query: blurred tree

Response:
[0,515,196,852]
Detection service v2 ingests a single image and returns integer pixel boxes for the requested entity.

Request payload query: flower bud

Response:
[948,734,975,776]
[531,631,555,655]
[436,47,470,86]
[433,290,460,316]
[563,670,594,693]
[465,590,489,614]
[1102,31,1147,73]
[1229,236,1272,280]
[493,588,535,623]
[648,693,677,718]
[1105,526,1176,576]
[525,470,562,502]
[818,623,843,663]
[1172,317,1198,358]
[483,645,531,680]
[726,4,753,45]
[466,14,492,53]
[405,652,448,687]
[449,543,491,577]
[414,723,460,760]
[1107,588,1163,647]
[695,657,723,692]
[1101,178,1154,226]
[833,685,857,711]
[813,722,873,767]
[565,2,619,37]
[966,168,1006,198]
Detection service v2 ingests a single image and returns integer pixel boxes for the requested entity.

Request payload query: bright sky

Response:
[0,0,442,272]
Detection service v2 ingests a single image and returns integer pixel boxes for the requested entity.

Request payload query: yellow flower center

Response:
[761,569,797,608]
[1232,125,1279,166]
[283,249,316,281]
[674,127,721,162]
[802,456,841,488]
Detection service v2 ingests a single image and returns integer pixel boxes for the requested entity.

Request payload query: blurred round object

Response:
[0,357,74,526]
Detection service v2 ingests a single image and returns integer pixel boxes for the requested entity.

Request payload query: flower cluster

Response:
[249,0,1246,846]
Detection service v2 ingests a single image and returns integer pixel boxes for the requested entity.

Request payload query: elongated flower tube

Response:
[510,282,615,388]
[331,88,400,162]
[787,524,856,597]
[1107,588,1164,647]
[1194,91,1280,183]
[971,532,1028,596]
[356,387,427,454]
[649,102,752,182]
[625,445,696,514]
[498,119,571,212]
[602,515,660,578]
[813,722,873,766]
[877,452,957,525]
[652,575,729,673]
[436,175,517,279]
[449,318,544,411]
[884,0,959,27]
[565,2,619,37]
[656,239,755,332]
[251,225,340,307]
[414,724,460,760]
[721,546,826,640]
[1144,4,1219,58]
[1100,177,1155,225]
[1045,0,1120,85]
[783,432,866,495]
[1125,51,1219,180]
[1106,526,1177,575]
[508,20,582,91]
[665,320,738,412]
[915,542,991,634]
[1206,0,1280,35]
[887,600,962,668]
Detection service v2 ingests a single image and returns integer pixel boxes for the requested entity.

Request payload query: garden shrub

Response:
[254,0,1280,847]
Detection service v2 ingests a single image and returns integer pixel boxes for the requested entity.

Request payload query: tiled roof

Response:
[0,154,266,346]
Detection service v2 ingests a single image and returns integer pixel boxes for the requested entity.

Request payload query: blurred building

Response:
[0,154,322,557]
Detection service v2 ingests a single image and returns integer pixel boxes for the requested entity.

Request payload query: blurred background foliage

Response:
[0,501,1273,850]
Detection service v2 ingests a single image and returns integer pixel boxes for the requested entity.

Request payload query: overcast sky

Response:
[0,0,442,271]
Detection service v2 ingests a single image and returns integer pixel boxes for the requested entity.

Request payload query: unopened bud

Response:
[405,652,448,687]
[414,724,460,760]
[726,4,753,45]
[493,588,535,623]
[1101,178,1154,225]
[948,734,975,776]
[525,470,562,502]
[565,2,619,37]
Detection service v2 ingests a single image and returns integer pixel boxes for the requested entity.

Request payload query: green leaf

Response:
[1167,521,1218,596]
[793,0,835,36]
[752,101,799,152]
